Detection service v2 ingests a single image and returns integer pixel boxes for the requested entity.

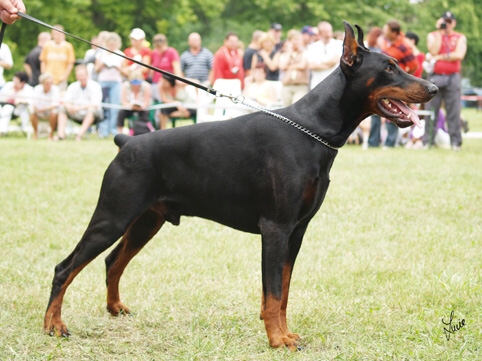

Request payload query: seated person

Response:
[30,73,61,140]
[117,69,152,136]
[0,72,33,136]
[57,64,103,141]
[242,64,278,108]
[158,75,196,129]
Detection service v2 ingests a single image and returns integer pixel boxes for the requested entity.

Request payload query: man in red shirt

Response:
[212,32,245,88]
[424,11,467,150]
[377,20,419,147]
[379,21,419,75]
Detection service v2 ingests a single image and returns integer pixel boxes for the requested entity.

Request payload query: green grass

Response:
[1,110,482,360]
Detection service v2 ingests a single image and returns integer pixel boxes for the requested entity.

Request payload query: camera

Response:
[440,22,447,29]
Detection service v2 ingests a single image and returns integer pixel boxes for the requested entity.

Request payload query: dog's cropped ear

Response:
[355,24,368,50]
[341,21,366,68]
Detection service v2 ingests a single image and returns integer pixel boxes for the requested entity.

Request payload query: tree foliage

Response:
[3,0,481,85]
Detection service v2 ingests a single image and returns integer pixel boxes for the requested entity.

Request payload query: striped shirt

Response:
[180,47,213,83]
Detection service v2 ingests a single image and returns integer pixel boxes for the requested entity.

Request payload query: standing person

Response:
[122,28,151,80]
[0,71,32,136]
[149,33,181,102]
[250,33,280,82]
[0,0,26,24]
[0,41,13,89]
[424,11,467,151]
[268,23,283,52]
[301,26,316,47]
[212,32,245,87]
[307,21,343,90]
[377,20,419,148]
[243,30,263,78]
[365,26,385,149]
[278,30,309,106]
[30,73,60,140]
[56,65,103,141]
[23,31,51,87]
[180,32,213,85]
[40,25,76,91]
[95,32,123,138]
[405,32,425,79]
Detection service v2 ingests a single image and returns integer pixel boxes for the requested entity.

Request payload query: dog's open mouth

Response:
[378,98,421,128]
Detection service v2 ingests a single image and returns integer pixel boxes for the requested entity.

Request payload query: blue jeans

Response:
[368,115,398,147]
[98,81,121,137]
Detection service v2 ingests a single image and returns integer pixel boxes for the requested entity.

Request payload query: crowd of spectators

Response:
[0,11,467,149]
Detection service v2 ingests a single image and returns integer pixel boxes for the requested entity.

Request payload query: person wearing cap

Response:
[149,33,181,102]
[40,24,76,91]
[424,11,467,151]
[56,64,103,141]
[122,28,151,80]
[301,26,316,47]
[268,23,283,52]
[117,69,152,135]
[306,21,343,90]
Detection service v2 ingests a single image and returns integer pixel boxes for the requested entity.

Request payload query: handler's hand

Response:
[0,0,26,24]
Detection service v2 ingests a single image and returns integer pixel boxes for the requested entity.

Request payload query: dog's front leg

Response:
[279,223,308,342]
[260,222,300,351]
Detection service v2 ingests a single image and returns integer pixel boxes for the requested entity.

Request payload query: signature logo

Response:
[442,310,466,341]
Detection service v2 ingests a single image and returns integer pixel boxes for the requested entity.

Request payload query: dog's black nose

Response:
[427,83,438,96]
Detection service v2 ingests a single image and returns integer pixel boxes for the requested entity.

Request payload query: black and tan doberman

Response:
[44,22,437,350]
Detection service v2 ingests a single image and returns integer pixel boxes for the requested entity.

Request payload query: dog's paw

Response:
[45,321,70,338]
[107,302,131,316]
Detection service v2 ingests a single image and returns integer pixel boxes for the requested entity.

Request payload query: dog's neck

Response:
[289,68,369,148]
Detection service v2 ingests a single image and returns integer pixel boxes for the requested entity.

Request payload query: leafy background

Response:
[3,0,482,85]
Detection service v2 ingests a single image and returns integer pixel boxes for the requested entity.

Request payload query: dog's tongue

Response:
[390,99,421,128]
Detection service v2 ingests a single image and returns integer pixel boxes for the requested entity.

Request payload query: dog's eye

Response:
[385,65,394,73]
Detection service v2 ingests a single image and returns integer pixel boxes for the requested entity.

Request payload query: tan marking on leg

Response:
[263,294,299,350]
[44,261,89,336]
[106,209,165,315]
[280,263,300,341]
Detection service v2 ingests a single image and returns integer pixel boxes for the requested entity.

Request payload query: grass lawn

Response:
[1,109,481,360]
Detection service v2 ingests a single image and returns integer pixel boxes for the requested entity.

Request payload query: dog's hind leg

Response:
[44,219,128,337]
[105,205,165,316]
[44,163,160,337]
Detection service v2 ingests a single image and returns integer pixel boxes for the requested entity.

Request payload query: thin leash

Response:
[13,13,339,150]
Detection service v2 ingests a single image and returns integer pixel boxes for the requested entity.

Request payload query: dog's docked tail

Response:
[114,134,130,149]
